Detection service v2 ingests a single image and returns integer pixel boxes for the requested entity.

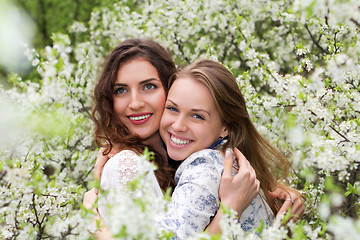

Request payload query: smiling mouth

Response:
[128,113,152,125]
[129,114,151,121]
[170,134,193,145]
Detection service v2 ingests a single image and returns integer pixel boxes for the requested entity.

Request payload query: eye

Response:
[144,83,157,90]
[193,114,205,120]
[165,106,178,112]
[114,87,127,94]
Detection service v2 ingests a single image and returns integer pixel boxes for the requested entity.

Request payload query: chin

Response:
[168,152,185,161]
[136,130,154,139]
[169,150,192,161]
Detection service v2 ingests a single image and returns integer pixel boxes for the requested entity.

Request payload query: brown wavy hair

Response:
[92,39,177,191]
[169,59,294,215]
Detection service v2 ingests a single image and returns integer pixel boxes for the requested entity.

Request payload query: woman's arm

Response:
[84,150,145,239]
[83,188,114,240]
[93,144,121,193]
[212,147,304,229]
[206,148,259,235]
[83,146,119,240]
[157,150,224,239]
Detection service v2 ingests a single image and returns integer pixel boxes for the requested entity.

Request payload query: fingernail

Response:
[225,149,231,158]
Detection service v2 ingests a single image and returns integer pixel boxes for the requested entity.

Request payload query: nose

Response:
[172,115,187,132]
[128,91,144,110]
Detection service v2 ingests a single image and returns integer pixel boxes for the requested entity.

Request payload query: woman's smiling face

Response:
[113,58,166,139]
[160,77,228,161]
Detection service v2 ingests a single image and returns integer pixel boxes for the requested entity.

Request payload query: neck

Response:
[143,132,168,161]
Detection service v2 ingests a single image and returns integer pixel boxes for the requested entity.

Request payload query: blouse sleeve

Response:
[157,150,223,239]
[238,190,275,231]
[98,150,163,220]
[100,150,139,191]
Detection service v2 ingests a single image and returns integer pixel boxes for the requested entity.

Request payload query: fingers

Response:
[273,188,293,219]
[234,148,254,172]
[83,188,97,209]
[273,187,305,222]
[233,148,249,175]
[276,200,292,219]
[288,190,305,219]
[256,179,260,192]
[290,199,304,221]
[233,147,245,167]
[94,148,109,179]
[94,148,112,194]
[219,148,260,216]
[289,193,305,220]
[278,199,304,222]
[269,188,282,199]
[232,148,259,198]
[109,142,121,158]
[233,148,256,183]
[223,149,234,177]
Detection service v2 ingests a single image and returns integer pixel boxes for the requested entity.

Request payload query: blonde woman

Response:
[157,59,303,236]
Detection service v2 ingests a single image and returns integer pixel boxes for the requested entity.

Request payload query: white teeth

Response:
[129,114,151,121]
[171,135,191,145]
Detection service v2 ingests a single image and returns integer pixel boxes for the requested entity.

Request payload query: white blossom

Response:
[1,0,359,238]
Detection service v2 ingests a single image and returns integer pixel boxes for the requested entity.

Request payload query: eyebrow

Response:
[167,99,210,117]
[114,78,160,86]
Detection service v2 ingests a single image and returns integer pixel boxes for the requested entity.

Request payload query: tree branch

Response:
[173,32,190,64]
[350,18,360,28]
[304,24,330,54]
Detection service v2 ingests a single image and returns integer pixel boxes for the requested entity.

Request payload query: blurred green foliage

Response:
[0,0,113,81]
[13,0,112,48]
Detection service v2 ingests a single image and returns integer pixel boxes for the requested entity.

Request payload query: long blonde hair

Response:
[169,59,292,214]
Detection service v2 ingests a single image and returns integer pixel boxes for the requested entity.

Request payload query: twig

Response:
[236,28,280,83]
[350,18,360,28]
[304,24,330,54]
[173,33,191,64]
[329,125,350,142]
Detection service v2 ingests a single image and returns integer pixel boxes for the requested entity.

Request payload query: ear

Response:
[220,126,229,139]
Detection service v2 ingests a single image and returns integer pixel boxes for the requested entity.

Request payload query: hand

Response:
[94,144,120,193]
[219,148,260,216]
[269,187,305,221]
[83,188,114,240]
[83,188,98,210]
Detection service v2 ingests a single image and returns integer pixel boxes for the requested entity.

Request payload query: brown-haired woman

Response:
[92,38,177,193]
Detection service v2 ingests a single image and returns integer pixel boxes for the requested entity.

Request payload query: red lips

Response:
[127,113,152,125]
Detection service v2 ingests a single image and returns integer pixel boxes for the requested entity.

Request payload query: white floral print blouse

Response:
[99,149,274,239]
[157,149,274,239]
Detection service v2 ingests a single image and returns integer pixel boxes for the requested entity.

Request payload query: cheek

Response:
[195,125,219,146]
[113,99,124,116]
[152,95,166,121]
[159,115,169,140]
[153,90,166,109]
[160,112,171,130]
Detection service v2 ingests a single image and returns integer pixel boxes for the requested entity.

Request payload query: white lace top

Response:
[99,149,274,239]
[98,150,163,218]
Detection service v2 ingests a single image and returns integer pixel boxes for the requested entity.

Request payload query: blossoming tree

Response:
[0,0,359,239]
